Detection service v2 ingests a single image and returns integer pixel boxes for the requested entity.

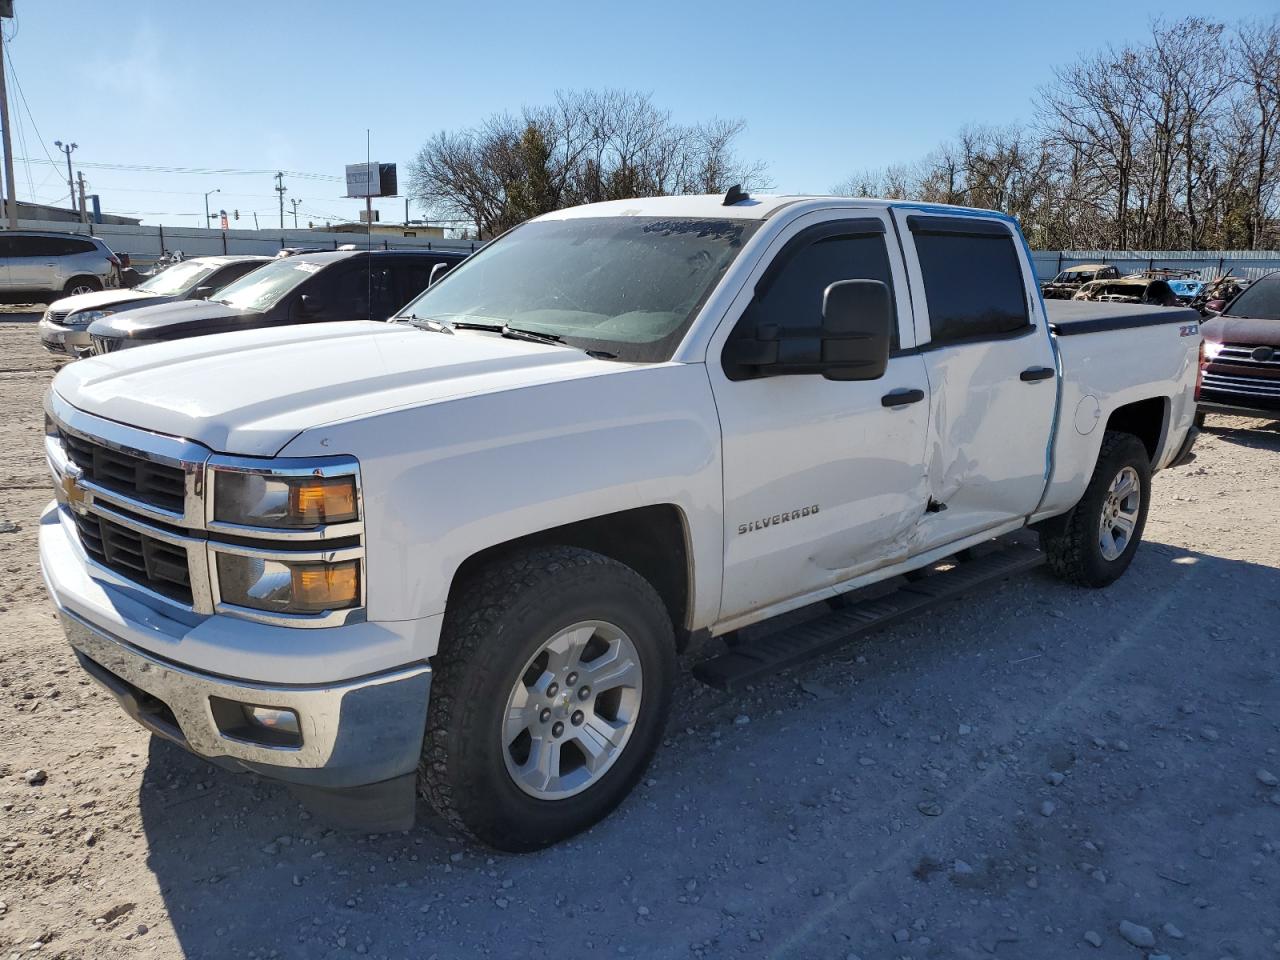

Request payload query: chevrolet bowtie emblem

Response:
[61,472,91,512]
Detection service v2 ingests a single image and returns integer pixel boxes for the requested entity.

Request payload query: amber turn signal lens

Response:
[290,561,360,611]
[288,476,358,525]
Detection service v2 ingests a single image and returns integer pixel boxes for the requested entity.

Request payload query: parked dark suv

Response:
[86,249,466,354]
[1199,270,1280,423]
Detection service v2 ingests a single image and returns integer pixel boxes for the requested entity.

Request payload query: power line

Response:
[10,156,343,181]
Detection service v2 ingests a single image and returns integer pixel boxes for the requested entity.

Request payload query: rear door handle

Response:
[1020,366,1055,382]
[881,388,925,408]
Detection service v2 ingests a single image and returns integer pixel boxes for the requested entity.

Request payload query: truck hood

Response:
[1201,314,1280,347]
[51,321,628,456]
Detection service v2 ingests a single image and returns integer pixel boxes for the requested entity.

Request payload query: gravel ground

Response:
[2,318,1279,960]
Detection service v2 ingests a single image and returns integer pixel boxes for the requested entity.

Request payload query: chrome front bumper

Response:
[61,608,431,784]
[41,499,433,829]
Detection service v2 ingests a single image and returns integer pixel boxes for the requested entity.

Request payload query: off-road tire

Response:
[1041,430,1152,588]
[1194,409,1206,429]
[64,275,101,296]
[419,546,676,851]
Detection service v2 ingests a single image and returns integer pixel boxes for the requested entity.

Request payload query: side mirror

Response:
[428,261,451,287]
[819,280,892,381]
[723,279,892,381]
[295,293,323,318]
[193,285,214,299]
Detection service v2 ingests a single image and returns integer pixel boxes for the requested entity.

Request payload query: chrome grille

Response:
[90,335,118,355]
[1214,343,1280,368]
[70,510,193,604]
[46,307,70,324]
[59,429,187,513]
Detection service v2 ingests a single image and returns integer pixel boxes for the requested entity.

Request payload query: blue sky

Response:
[8,0,1277,228]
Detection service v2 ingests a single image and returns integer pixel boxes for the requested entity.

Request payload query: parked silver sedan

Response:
[37,255,270,358]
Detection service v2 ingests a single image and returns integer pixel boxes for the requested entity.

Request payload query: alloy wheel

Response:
[501,620,643,799]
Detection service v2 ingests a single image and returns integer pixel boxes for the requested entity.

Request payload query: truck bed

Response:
[1045,300,1199,336]
[1032,299,1201,524]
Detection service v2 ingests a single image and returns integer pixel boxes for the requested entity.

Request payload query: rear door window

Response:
[909,217,1030,345]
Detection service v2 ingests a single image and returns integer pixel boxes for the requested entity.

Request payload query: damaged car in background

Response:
[1072,274,1181,306]
[1040,263,1121,299]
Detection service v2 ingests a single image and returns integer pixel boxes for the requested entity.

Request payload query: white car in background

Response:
[37,255,270,358]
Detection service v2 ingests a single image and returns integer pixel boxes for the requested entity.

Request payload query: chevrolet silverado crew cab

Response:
[39,192,1201,851]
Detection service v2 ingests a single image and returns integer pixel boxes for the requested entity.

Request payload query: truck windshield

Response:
[395,216,759,362]
[1223,276,1280,321]
[135,260,219,296]
[212,257,325,312]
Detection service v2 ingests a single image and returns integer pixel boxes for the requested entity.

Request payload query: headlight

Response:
[216,554,360,614]
[1203,340,1224,362]
[65,309,111,328]
[212,466,359,529]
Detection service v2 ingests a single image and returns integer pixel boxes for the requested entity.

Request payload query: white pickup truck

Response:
[39,192,1201,851]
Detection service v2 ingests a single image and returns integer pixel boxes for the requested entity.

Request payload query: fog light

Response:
[247,706,300,736]
[209,696,303,748]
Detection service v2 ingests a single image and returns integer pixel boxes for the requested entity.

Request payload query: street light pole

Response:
[204,188,220,227]
[53,140,76,214]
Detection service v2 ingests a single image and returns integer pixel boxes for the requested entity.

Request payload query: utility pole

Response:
[290,197,301,228]
[274,171,286,229]
[404,197,409,227]
[253,211,259,230]
[54,140,77,214]
[76,171,87,224]
[0,4,18,229]
[204,187,220,227]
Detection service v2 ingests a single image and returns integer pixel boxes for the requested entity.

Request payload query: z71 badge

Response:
[1179,323,1199,337]
[738,504,819,535]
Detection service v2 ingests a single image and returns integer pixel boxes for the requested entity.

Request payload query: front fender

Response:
[278,363,725,645]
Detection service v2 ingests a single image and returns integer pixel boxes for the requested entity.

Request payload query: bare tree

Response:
[409,90,769,238]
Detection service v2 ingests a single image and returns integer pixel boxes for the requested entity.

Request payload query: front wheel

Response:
[1041,431,1152,588]
[420,546,676,851]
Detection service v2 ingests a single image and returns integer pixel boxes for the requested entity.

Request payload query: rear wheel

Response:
[64,276,101,297]
[420,546,676,851]
[1041,431,1152,588]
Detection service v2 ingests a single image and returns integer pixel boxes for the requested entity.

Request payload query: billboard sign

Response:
[345,162,398,198]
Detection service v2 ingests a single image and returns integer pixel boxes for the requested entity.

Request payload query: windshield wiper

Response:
[500,325,564,346]
[440,320,619,360]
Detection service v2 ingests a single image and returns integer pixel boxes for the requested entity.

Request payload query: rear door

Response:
[890,210,1058,549]
[708,209,931,623]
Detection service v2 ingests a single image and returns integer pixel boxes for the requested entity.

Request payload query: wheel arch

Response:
[1103,395,1169,464]
[445,504,697,650]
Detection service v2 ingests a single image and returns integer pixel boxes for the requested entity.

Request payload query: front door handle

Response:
[882,388,925,408]
[1020,366,1055,382]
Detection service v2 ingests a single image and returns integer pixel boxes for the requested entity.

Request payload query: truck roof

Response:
[537,193,1019,224]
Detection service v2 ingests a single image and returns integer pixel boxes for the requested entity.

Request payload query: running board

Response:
[692,542,1044,692]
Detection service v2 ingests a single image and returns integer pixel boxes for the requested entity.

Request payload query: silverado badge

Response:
[738,504,820,535]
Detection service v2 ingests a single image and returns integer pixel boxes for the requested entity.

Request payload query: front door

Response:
[708,210,931,624]
[891,210,1058,549]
